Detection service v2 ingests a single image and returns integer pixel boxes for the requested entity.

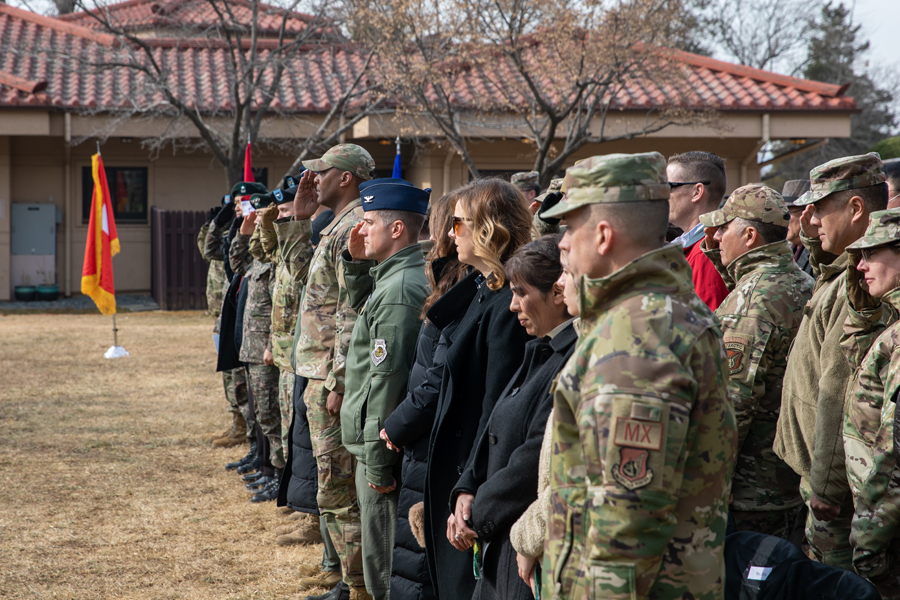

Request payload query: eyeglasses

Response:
[452,216,473,235]
[860,245,898,263]
[667,181,711,189]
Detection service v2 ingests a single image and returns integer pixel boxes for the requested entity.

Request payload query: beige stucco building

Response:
[0,2,857,300]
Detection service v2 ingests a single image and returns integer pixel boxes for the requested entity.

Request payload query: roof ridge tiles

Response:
[0,3,117,46]
[0,69,47,94]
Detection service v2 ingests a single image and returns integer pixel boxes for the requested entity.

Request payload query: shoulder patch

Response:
[372,339,388,365]
[612,447,653,490]
[724,335,750,376]
[613,417,662,450]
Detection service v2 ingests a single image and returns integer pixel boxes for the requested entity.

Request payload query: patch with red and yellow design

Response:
[725,336,750,376]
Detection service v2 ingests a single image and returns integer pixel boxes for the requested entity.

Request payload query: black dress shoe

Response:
[236,457,260,475]
[250,479,279,503]
[242,470,266,482]
[246,475,274,491]
[225,441,257,471]
[305,582,349,600]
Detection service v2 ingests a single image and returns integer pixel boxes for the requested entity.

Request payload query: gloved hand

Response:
[537,192,563,225]
[258,204,278,229]
[213,203,235,228]
[846,253,879,311]
[208,206,221,224]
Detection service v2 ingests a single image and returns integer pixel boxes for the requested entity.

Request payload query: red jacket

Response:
[684,241,728,311]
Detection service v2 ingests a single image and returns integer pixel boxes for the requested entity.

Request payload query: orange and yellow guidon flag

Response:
[81,153,120,315]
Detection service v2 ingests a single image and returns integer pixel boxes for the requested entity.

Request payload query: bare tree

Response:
[65,0,385,186]
[460,0,711,187]
[695,0,813,73]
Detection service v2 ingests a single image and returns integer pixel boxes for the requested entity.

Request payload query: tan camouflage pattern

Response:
[795,152,887,206]
[511,170,539,190]
[302,144,375,181]
[197,223,226,318]
[847,208,900,251]
[232,367,254,434]
[799,476,855,568]
[247,362,284,468]
[542,152,670,219]
[699,183,790,228]
[843,286,900,593]
[705,241,814,513]
[291,201,364,395]
[229,232,275,361]
[542,243,736,600]
[306,378,365,588]
[278,369,294,463]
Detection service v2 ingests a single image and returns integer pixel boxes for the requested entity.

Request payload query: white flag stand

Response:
[104,313,129,359]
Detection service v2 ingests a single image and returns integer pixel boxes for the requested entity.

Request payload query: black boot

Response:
[305,582,349,600]
[236,456,260,475]
[225,440,257,471]
[246,473,274,490]
[251,468,282,503]
[242,470,266,482]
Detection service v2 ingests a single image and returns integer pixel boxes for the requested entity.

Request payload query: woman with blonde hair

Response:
[422,178,534,600]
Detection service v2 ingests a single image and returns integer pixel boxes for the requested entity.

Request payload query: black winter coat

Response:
[386,258,471,600]
[216,274,245,372]
[277,375,319,514]
[452,323,577,600]
[423,271,530,600]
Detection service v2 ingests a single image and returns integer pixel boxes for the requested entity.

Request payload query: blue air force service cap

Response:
[359,178,431,214]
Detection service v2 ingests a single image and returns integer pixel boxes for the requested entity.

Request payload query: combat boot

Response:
[286,510,309,521]
[212,413,248,447]
[275,522,300,536]
[236,456,260,475]
[251,469,281,503]
[246,473,274,490]
[349,587,372,600]
[297,563,321,578]
[242,470,266,482]
[277,506,295,516]
[302,576,345,596]
[276,514,322,545]
[225,440,257,471]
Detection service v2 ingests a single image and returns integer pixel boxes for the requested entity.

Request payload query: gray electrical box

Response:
[11,203,57,287]
[12,203,56,255]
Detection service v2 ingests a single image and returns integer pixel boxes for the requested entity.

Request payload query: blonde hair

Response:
[457,179,534,290]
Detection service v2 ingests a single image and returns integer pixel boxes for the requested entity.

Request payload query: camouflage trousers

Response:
[227,367,254,437]
[247,362,284,468]
[799,477,854,569]
[305,378,363,588]
[278,369,294,463]
[859,538,900,600]
[731,505,806,544]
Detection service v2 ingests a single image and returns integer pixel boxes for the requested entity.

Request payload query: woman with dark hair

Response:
[423,178,534,600]
[448,235,576,600]
[383,192,469,600]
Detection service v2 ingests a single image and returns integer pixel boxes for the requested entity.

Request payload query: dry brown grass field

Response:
[0,311,325,599]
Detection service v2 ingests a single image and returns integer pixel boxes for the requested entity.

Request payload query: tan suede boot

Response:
[277,506,295,516]
[286,510,309,522]
[276,522,323,546]
[275,522,300,536]
[298,570,341,590]
[211,413,247,447]
[350,586,373,600]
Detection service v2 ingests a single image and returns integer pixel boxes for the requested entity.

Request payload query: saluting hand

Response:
[293,170,319,220]
[799,204,816,239]
[348,222,366,261]
[239,210,258,235]
[703,226,719,250]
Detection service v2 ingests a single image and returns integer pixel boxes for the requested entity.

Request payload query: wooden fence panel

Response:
[151,208,209,310]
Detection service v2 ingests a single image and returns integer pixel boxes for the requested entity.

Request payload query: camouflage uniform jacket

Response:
[704,241,814,511]
[229,231,274,362]
[198,222,226,326]
[842,287,900,582]
[284,200,364,394]
[542,244,736,600]
[253,217,307,372]
[774,253,853,506]
[204,220,228,262]
[340,244,429,487]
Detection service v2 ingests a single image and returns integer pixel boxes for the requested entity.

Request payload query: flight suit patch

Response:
[613,417,662,450]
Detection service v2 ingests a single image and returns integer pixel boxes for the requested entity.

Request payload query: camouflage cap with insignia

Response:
[534,178,563,204]
[699,183,789,228]
[302,144,375,181]
[511,171,540,191]
[794,152,886,206]
[846,208,900,250]
[541,152,669,219]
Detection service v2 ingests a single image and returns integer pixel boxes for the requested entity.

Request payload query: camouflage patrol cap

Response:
[541,152,669,219]
[511,171,539,191]
[302,144,375,181]
[699,183,789,228]
[846,208,900,250]
[534,178,563,203]
[794,152,886,206]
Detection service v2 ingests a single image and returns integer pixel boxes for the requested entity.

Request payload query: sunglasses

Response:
[668,181,710,189]
[860,245,899,263]
[452,216,473,235]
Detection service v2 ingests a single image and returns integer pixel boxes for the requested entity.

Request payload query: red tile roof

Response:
[58,0,324,39]
[0,2,857,116]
